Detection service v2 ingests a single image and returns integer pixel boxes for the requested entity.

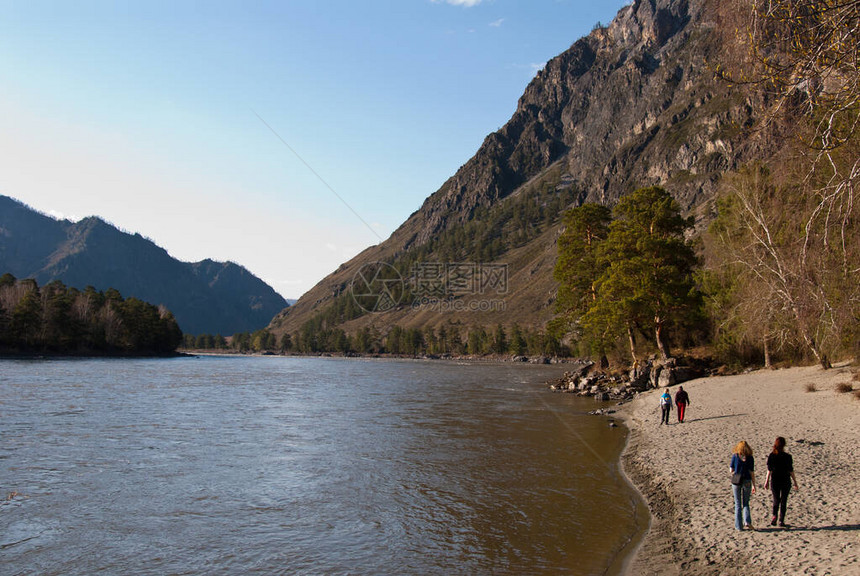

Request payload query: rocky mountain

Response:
[268,0,770,339]
[0,195,287,335]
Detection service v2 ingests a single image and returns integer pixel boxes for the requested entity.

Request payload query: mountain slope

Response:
[0,196,287,335]
[268,0,768,339]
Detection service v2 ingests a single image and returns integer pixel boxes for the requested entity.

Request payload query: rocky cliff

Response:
[269,0,768,337]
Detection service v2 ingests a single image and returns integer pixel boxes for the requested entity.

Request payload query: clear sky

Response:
[0,0,630,299]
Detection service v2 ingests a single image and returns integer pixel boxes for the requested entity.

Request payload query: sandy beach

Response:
[621,363,860,576]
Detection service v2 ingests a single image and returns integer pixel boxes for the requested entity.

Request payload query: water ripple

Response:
[0,357,645,575]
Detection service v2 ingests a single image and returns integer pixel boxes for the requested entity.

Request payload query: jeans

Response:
[661,405,671,424]
[732,481,752,530]
[771,482,791,522]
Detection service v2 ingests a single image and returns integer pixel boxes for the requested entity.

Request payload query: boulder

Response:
[658,367,676,387]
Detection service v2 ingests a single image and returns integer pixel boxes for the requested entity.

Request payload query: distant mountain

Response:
[268,0,773,339]
[0,195,287,335]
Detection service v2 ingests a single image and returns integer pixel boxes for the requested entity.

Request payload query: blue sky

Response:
[0,0,630,299]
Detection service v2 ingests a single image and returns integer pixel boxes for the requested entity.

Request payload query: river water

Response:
[0,356,646,575]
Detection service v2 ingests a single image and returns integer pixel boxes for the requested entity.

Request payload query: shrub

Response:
[805,382,817,393]
[836,382,853,393]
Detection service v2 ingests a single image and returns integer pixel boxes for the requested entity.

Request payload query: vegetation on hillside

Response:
[403,169,579,265]
[266,168,579,356]
[0,274,182,355]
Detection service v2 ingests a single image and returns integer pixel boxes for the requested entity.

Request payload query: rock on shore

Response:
[548,357,706,403]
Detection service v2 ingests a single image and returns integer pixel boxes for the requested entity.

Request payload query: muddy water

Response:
[0,356,647,575]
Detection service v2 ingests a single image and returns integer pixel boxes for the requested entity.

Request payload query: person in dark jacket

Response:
[764,436,799,527]
[674,386,690,423]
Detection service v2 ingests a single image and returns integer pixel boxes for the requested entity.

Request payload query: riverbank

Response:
[0,349,189,359]
[183,349,583,364]
[620,364,860,575]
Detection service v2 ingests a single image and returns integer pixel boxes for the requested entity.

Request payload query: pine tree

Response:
[586,186,701,361]
[554,203,612,362]
[508,323,527,356]
[492,324,507,355]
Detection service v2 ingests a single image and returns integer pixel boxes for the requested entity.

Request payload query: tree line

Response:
[185,322,564,358]
[0,274,182,355]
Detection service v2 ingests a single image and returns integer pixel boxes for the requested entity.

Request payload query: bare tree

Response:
[707,164,860,367]
[742,0,860,275]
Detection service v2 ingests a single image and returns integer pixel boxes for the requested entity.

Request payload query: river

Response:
[0,356,646,575]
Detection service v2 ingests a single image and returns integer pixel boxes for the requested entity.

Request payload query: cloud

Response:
[433,0,484,7]
[511,62,548,78]
[530,62,547,76]
[489,18,504,27]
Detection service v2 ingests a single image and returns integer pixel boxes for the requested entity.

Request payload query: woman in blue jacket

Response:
[730,440,757,530]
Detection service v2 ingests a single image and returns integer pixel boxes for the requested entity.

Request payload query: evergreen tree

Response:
[11,289,42,347]
[386,326,403,354]
[279,332,292,352]
[553,203,612,361]
[586,186,701,361]
[492,324,507,355]
[448,326,464,355]
[467,326,487,355]
[508,323,527,356]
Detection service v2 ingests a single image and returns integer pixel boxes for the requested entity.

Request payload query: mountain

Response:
[0,195,287,335]
[267,0,771,340]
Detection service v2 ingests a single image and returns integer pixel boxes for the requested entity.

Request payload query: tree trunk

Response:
[655,318,669,361]
[794,314,829,369]
[763,335,772,369]
[626,324,638,365]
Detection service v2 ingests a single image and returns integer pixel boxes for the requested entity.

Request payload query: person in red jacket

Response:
[674,386,690,423]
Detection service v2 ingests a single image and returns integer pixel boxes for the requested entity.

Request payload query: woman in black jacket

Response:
[764,436,799,527]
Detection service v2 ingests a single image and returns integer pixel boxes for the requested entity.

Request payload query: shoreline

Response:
[183,350,588,366]
[0,350,189,359]
[607,422,651,576]
[618,364,860,575]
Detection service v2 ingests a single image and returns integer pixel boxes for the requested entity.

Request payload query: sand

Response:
[620,363,860,576]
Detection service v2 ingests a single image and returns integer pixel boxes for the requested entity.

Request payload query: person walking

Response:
[659,389,673,425]
[674,385,690,423]
[764,436,799,528]
[730,440,757,531]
